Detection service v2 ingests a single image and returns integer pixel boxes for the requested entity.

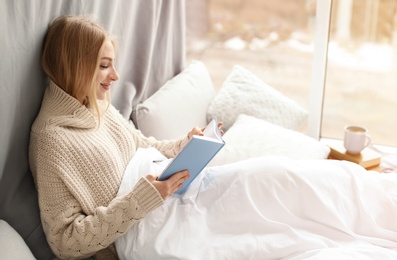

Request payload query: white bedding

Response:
[116,148,397,260]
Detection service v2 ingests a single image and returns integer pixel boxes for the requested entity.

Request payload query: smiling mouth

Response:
[101,83,111,90]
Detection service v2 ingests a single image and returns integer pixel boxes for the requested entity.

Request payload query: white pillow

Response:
[133,60,216,140]
[209,114,330,166]
[207,65,308,131]
[0,220,36,260]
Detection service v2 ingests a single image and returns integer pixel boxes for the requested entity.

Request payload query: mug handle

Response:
[364,134,371,148]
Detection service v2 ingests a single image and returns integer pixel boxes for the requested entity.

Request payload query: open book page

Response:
[158,117,225,194]
[203,117,223,141]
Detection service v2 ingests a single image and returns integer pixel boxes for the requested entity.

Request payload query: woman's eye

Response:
[100,65,109,69]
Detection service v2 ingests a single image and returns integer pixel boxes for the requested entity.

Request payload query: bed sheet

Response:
[116,148,397,260]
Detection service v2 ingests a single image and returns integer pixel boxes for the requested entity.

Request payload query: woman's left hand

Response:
[187,127,204,139]
[187,122,224,139]
[217,122,224,135]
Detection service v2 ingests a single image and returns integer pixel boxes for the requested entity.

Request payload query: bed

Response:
[1,1,396,259]
[114,54,397,260]
[115,151,397,259]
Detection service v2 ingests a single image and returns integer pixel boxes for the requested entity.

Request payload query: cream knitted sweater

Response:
[29,83,188,259]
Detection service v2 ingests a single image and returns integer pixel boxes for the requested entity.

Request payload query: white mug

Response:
[343,126,371,154]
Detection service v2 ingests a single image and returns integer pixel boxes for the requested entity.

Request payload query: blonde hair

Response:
[41,15,116,117]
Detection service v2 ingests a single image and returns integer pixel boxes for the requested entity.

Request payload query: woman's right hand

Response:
[146,170,190,200]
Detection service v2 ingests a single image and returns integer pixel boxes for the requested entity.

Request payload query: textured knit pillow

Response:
[209,114,330,166]
[207,65,307,131]
[132,60,216,140]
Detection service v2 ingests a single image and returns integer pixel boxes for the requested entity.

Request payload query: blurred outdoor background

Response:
[185,0,397,147]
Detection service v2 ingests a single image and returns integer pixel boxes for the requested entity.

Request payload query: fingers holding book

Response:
[188,127,204,140]
[217,121,224,136]
[146,170,190,199]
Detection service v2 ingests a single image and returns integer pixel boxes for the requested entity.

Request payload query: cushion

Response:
[0,220,36,260]
[209,114,330,166]
[132,60,216,140]
[207,65,308,131]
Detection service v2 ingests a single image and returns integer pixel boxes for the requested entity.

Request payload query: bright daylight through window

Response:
[323,0,397,147]
[186,0,397,149]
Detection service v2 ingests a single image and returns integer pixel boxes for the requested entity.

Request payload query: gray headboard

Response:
[0,1,185,259]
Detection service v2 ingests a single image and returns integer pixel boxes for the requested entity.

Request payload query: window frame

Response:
[307,0,332,140]
[310,0,397,154]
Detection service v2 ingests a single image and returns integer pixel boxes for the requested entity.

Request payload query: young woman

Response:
[29,15,202,259]
[30,15,397,260]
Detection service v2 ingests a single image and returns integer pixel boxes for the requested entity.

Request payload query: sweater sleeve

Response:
[36,170,162,259]
[30,131,164,259]
[131,127,189,158]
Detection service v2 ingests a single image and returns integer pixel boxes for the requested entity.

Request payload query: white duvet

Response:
[116,148,397,260]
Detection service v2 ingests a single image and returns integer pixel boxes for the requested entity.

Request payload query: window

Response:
[186,0,315,132]
[186,0,397,148]
[322,0,397,147]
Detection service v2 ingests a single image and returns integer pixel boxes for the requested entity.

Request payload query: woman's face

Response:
[96,39,119,100]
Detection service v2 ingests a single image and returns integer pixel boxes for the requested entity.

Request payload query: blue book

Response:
[158,117,225,194]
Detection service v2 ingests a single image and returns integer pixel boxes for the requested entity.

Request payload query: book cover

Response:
[158,117,225,194]
[328,143,381,169]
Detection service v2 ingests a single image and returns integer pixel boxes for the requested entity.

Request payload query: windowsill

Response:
[320,138,397,154]
[320,138,397,174]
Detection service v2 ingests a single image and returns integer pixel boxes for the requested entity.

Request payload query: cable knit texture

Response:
[29,82,188,259]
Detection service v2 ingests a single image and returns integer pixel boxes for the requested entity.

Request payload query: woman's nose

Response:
[111,67,119,81]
